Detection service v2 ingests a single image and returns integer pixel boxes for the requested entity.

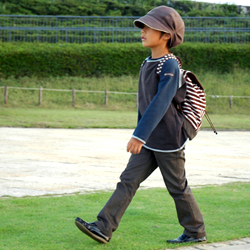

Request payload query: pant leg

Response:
[155,149,206,238]
[95,147,158,238]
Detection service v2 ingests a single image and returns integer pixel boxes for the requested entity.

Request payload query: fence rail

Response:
[1,86,138,107]
[0,15,250,43]
[2,85,250,109]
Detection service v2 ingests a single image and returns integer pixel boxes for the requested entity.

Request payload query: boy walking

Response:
[75,5,206,244]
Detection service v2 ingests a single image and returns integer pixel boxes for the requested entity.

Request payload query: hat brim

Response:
[134,15,171,34]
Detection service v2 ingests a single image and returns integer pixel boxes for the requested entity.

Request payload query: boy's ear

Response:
[163,33,171,41]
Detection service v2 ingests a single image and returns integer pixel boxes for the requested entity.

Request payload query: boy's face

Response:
[141,25,170,49]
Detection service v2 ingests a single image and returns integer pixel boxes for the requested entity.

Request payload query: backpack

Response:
[156,54,217,140]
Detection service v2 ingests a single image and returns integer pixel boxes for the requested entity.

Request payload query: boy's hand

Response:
[127,137,143,154]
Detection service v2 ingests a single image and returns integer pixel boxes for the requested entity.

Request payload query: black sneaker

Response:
[167,233,207,244]
[75,217,110,244]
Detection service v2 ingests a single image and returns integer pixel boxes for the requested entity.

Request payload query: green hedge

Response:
[0,42,249,78]
[175,43,250,73]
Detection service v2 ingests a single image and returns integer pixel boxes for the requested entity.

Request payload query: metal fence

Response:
[0,15,250,43]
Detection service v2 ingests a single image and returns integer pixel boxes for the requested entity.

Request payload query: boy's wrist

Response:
[132,135,146,144]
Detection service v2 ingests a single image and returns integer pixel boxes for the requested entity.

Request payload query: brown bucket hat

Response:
[134,5,185,48]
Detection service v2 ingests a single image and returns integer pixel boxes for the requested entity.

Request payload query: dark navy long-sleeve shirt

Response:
[132,55,188,152]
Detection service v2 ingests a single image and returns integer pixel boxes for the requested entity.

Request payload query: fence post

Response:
[39,87,42,106]
[230,95,233,108]
[72,88,75,107]
[105,90,108,106]
[4,85,8,104]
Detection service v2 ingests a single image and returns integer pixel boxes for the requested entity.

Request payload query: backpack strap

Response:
[156,54,182,75]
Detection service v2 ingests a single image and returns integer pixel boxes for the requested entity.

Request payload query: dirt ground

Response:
[0,128,249,197]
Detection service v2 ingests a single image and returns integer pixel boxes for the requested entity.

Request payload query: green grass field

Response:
[0,68,249,130]
[0,70,249,249]
[0,68,250,114]
[0,107,250,130]
[0,182,249,250]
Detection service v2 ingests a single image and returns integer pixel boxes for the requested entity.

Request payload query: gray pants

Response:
[95,147,206,239]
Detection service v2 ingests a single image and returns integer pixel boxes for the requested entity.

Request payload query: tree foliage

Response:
[0,0,248,17]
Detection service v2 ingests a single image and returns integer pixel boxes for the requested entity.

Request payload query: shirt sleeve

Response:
[132,59,180,143]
